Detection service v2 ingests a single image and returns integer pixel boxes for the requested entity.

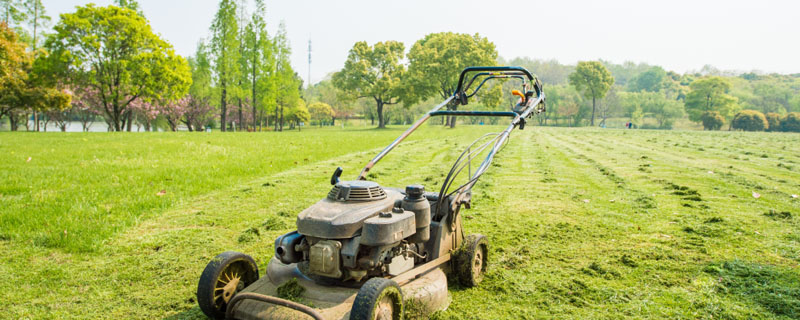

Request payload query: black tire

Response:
[197,251,259,320]
[455,234,488,287]
[350,277,404,320]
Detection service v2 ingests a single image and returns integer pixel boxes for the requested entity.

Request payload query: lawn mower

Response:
[196,66,546,320]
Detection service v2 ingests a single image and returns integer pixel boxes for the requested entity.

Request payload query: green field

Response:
[1,126,798,319]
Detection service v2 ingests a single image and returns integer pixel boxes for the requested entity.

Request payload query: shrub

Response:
[701,111,725,130]
[781,112,800,132]
[731,110,767,131]
[765,113,782,132]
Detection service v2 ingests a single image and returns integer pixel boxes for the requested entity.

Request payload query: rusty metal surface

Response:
[231,258,449,320]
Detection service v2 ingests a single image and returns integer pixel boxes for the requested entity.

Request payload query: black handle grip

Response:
[454,66,535,95]
[331,167,343,185]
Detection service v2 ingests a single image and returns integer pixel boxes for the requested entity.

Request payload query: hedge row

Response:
[731,110,800,132]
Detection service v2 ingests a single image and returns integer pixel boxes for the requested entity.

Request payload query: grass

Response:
[0,126,798,319]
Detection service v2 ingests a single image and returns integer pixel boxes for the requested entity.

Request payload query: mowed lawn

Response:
[0,126,798,319]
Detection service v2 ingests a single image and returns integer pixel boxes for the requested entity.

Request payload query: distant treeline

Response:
[2,0,799,132]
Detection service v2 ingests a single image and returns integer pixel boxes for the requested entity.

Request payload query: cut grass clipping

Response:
[276,277,311,307]
[705,260,800,317]
[1,126,799,319]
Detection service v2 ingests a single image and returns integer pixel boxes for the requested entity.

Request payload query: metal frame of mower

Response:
[197,66,545,320]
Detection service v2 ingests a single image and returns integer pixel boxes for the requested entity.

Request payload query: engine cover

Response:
[296,183,403,239]
[361,210,416,246]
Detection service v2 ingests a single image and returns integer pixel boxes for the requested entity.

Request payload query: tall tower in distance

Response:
[307,39,312,88]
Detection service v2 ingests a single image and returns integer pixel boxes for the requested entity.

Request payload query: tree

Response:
[241,0,273,131]
[505,57,573,85]
[286,99,309,130]
[684,76,739,123]
[701,111,725,130]
[21,0,49,131]
[113,0,142,15]
[209,0,240,132]
[44,4,191,131]
[307,101,333,127]
[21,0,48,48]
[598,86,622,127]
[185,41,215,131]
[780,112,800,132]
[628,66,667,92]
[731,110,767,131]
[1,22,68,131]
[306,79,350,126]
[333,40,405,129]
[405,32,497,127]
[1,1,25,26]
[641,91,684,129]
[544,85,582,126]
[271,23,300,131]
[765,112,781,132]
[478,83,504,124]
[568,61,614,126]
[0,21,27,128]
[69,86,102,131]
[159,96,189,131]
[601,60,652,86]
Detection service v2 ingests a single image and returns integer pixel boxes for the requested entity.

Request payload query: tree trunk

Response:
[220,85,228,132]
[9,113,19,131]
[113,106,122,132]
[126,110,133,132]
[33,111,39,131]
[331,116,336,126]
[274,106,279,131]
[237,98,243,132]
[591,96,596,126]
[376,100,385,128]
[251,104,257,131]
[279,106,284,132]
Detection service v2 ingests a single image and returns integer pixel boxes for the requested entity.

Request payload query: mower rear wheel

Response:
[455,233,488,287]
[350,277,404,320]
[197,251,259,320]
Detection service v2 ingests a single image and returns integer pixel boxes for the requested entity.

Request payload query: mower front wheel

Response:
[197,251,259,320]
[350,277,404,320]
[455,233,488,287]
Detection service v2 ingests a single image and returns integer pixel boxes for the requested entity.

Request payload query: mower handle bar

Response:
[455,66,541,98]
[356,66,544,181]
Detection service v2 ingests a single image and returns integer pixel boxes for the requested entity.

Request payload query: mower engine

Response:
[273,181,431,283]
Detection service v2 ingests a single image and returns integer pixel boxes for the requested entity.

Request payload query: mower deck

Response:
[231,257,449,320]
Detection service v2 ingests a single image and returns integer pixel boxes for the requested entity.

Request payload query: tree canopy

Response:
[308,101,333,126]
[684,76,739,122]
[404,32,497,127]
[628,66,667,92]
[405,32,497,103]
[332,40,405,128]
[209,0,239,132]
[568,61,614,126]
[44,4,190,131]
[0,21,69,130]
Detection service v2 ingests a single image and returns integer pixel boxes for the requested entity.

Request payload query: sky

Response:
[42,0,800,85]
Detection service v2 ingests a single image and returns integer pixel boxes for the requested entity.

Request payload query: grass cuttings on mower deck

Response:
[276,278,308,305]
